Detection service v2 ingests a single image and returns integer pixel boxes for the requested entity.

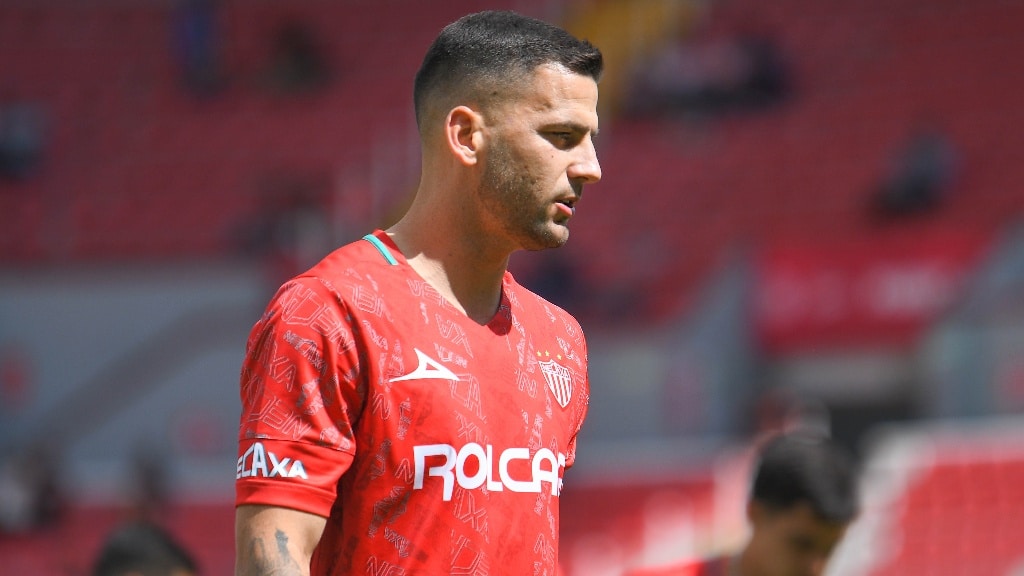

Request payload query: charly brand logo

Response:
[537,350,572,408]
[237,441,308,479]
[413,442,566,501]
[389,348,460,383]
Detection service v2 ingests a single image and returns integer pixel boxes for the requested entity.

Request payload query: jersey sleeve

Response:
[235,277,365,517]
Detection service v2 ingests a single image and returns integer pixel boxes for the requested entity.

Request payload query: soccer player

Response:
[626,433,859,576]
[234,10,603,576]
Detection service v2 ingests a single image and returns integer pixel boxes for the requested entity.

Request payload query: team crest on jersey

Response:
[539,358,572,408]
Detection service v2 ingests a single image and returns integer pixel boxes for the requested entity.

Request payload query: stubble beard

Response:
[479,141,567,252]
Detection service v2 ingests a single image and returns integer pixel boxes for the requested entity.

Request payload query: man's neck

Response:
[385,227,510,325]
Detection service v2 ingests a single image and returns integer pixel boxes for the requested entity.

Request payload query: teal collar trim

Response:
[362,233,399,265]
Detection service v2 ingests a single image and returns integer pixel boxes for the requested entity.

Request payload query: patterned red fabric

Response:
[237,230,590,575]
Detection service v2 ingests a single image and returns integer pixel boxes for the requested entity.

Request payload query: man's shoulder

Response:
[260,236,395,310]
[310,234,390,273]
[293,234,400,286]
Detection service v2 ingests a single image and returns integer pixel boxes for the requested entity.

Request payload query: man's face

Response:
[476,63,601,252]
[746,502,849,576]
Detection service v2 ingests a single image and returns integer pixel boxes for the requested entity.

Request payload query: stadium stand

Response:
[0,0,555,264]
[2,0,1022,326]
[2,1,1024,575]
[830,418,1024,576]
[570,0,1024,324]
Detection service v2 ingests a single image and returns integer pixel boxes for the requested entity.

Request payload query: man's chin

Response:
[521,227,569,251]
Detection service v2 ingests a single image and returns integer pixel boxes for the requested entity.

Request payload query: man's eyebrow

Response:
[547,121,599,137]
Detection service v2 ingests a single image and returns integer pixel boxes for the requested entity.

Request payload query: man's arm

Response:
[235,504,327,576]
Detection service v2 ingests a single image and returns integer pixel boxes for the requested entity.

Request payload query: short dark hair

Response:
[413,10,603,129]
[92,520,198,576]
[750,433,859,523]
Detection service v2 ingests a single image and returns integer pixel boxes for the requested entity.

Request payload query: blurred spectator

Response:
[0,341,32,417]
[625,432,859,576]
[235,174,333,290]
[0,98,48,181]
[173,0,224,96]
[0,443,64,535]
[127,444,172,522]
[733,34,790,109]
[520,248,582,312]
[262,19,330,94]
[870,124,959,220]
[92,520,198,576]
[623,30,789,120]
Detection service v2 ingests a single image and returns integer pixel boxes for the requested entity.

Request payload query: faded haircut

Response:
[750,432,860,523]
[413,10,603,130]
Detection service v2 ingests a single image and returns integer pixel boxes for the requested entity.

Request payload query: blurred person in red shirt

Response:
[626,432,859,576]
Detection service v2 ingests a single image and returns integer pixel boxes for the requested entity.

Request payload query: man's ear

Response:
[445,105,483,166]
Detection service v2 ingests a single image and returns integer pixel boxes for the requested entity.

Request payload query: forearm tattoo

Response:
[240,529,307,576]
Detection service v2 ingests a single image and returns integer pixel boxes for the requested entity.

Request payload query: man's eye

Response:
[547,132,577,147]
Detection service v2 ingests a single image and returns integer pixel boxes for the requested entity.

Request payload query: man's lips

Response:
[555,197,578,218]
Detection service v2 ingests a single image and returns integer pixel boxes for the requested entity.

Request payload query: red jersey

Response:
[236,231,590,575]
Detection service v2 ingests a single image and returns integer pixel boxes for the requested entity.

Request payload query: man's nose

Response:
[569,139,601,184]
